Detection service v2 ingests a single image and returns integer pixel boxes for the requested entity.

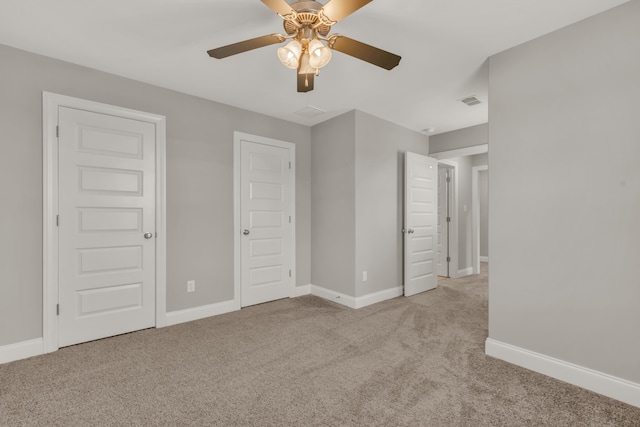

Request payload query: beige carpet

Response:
[2,265,639,426]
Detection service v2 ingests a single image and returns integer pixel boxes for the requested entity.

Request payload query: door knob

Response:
[144,232,153,239]
[408,229,415,234]
[243,229,250,235]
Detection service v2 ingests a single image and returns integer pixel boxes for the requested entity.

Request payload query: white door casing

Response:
[234,132,295,308]
[403,152,438,296]
[472,165,489,274]
[43,92,167,353]
[436,166,450,277]
[58,107,156,347]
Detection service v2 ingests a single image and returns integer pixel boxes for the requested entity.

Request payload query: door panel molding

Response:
[233,132,296,309]
[42,92,167,353]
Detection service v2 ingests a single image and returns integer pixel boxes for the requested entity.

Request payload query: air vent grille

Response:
[460,96,481,106]
[294,105,326,118]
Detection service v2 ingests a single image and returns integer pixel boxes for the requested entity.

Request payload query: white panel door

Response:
[436,166,450,277]
[404,152,438,296]
[58,107,156,347]
[240,139,293,307]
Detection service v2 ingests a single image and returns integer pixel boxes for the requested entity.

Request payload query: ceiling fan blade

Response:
[330,36,401,70]
[261,0,297,20]
[321,0,373,24]
[297,73,315,93]
[207,34,284,59]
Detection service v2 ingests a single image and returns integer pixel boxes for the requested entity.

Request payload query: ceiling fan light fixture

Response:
[308,39,332,68]
[298,51,316,75]
[277,40,302,69]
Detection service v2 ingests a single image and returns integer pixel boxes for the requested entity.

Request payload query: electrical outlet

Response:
[362,271,368,282]
[187,280,195,293]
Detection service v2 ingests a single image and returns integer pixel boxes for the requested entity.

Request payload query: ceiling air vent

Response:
[294,105,326,118]
[460,96,481,107]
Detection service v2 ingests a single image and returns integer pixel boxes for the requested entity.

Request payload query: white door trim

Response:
[437,159,459,278]
[233,132,296,310]
[42,92,167,354]
[472,165,488,274]
[430,144,488,160]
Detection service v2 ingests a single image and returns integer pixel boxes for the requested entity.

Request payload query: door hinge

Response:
[446,217,451,223]
[289,216,291,223]
[289,270,292,277]
[56,126,59,138]
[56,215,60,226]
[56,304,59,316]
[446,257,451,263]
[289,161,292,170]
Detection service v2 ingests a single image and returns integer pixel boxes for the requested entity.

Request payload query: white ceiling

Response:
[0,0,630,135]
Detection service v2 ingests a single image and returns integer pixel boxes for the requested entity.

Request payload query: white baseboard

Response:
[0,338,44,365]
[485,338,640,409]
[165,299,237,327]
[355,286,403,309]
[291,284,311,297]
[309,285,357,308]
[480,256,489,263]
[305,284,403,309]
[457,267,474,277]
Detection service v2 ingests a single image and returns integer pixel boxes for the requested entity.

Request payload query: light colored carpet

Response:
[2,264,639,426]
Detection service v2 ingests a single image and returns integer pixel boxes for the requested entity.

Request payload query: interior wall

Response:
[310,112,356,296]
[310,110,429,298]
[489,0,640,383]
[354,111,429,297]
[0,44,312,346]
[429,123,488,154]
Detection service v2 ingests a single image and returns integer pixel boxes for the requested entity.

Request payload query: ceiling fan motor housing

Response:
[284,1,331,36]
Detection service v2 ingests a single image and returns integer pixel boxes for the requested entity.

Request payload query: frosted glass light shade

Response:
[298,51,315,75]
[308,39,332,69]
[277,40,302,69]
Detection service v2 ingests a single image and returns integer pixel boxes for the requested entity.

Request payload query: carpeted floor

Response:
[2,264,639,426]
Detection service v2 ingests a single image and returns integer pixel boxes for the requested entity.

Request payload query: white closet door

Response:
[58,107,156,347]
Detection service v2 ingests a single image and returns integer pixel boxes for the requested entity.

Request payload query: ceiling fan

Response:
[207,0,401,93]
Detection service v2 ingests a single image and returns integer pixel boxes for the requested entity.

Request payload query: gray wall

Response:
[489,0,640,383]
[310,112,356,295]
[0,44,311,346]
[429,123,488,154]
[354,111,429,297]
[310,110,429,298]
[472,153,488,167]
[478,170,488,259]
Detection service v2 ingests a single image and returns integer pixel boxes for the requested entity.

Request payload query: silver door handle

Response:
[144,232,153,239]
[243,229,250,235]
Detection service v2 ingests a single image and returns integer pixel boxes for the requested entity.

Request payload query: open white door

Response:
[404,152,438,296]
[436,165,450,277]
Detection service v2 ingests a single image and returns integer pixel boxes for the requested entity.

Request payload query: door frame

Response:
[436,159,459,278]
[42,92,167,353]
[233,132,296,310]
[436,164,451,277]
[472,165,488,274]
